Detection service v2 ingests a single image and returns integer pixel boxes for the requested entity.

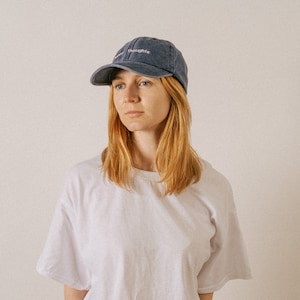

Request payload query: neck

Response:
[131,131,160,172]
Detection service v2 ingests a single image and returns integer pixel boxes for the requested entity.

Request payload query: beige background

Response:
[1,0,299,299]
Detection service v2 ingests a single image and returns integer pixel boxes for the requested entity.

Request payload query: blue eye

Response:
[139,81,151,87]
[114,83,124,90]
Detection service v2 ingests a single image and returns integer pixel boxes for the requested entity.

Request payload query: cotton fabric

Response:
[37,156,251,299]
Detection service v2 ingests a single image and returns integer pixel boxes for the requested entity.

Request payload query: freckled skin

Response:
[112,70,171,135]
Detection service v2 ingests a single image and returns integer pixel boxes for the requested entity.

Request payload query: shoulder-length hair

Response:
[101,76,202,195]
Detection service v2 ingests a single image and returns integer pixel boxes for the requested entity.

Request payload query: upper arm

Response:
[199,293,214,300]
[64,285,89,300]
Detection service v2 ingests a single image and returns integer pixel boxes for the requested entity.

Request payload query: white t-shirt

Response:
[37,156,251,299]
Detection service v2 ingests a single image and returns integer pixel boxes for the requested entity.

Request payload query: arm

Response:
[199,293,214,300]
[64,285,89,300]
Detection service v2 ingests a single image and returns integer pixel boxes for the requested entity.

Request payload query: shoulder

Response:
[66,155,103,181]
[199,159,232,194]
[69,155,101,174]
[61,155,103,195]
[192,159,234,212]
[58,156,104,208]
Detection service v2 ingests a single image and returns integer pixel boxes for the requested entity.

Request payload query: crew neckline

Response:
[132,168,161,181]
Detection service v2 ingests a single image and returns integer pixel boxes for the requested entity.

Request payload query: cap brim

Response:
[90,62,173,86]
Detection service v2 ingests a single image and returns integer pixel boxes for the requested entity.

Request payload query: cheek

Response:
[159,99,171,119]
[113,98,122,114]
[159,106,170,121]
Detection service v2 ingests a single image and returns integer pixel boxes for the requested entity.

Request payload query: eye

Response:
[113,82,125,90]
[139,80,151,87]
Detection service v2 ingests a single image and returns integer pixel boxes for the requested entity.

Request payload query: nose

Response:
[123,85,139,103]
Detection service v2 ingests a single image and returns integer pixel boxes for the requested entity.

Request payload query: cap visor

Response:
[90,62,172,85]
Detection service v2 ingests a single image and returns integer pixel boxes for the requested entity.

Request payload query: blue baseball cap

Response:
[90,37,188,92]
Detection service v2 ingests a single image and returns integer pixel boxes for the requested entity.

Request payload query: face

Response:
[112,70,171,135]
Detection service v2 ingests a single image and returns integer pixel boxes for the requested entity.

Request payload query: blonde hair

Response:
[101,76,202,195]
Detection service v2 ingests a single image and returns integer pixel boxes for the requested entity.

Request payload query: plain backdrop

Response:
[1,1,299,299]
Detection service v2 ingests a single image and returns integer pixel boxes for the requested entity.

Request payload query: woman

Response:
[37,37,251,300]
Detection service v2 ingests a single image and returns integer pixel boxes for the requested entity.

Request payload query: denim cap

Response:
[90,37,188,92]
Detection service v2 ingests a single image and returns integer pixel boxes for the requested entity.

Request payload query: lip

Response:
[125,111,144,118]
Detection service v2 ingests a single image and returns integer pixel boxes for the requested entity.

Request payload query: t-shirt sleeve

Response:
[197,176,252,294]
[36,174,90,290]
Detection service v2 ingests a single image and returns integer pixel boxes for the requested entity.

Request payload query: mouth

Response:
[125,111,144,118]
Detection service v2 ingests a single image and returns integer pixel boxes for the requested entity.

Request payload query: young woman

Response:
[37,37,251,300]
